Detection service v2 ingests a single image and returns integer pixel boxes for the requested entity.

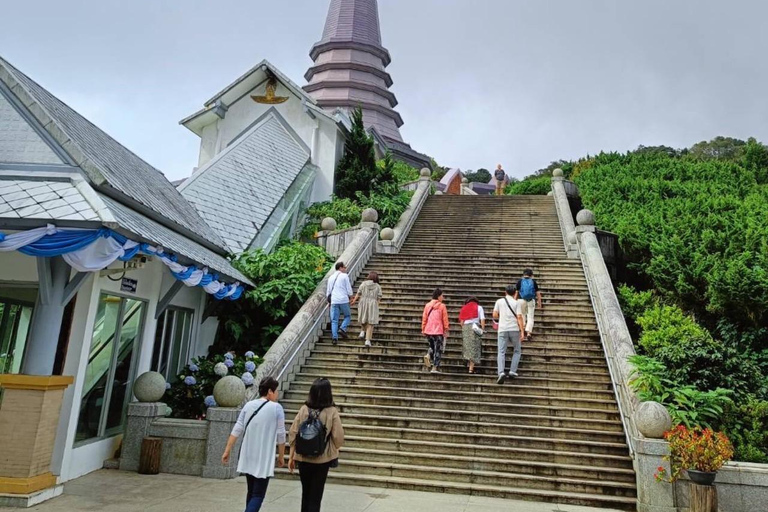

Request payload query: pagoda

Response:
[305,0,431,168]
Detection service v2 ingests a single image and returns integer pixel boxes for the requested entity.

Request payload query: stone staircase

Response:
[280,195,637,510]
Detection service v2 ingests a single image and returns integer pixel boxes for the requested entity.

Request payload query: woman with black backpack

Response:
[288,378,345,512]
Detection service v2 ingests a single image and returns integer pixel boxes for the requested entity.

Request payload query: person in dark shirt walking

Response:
[514,268,542,342]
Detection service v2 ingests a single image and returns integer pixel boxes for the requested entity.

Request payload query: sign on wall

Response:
[121,278,138,293]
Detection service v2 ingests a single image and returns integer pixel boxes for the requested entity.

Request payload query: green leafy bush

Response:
[211,241,331,356]
[722,395,768,462]
[505,175,551,195]
[628,355,733,429]
[464,169,491,183]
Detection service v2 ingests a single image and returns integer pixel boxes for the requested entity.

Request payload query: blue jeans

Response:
[245,475,270,512]
[330,303,351,339]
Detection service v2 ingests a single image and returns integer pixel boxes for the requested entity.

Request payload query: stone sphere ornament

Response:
[420,168,431,178]
[320,217,337,231]
[133,371,167,402]
[553,168,564,177]
[634,401,673,439]
[361,208,378,223]
[547,191,554,196]
[380,227,395,241]
[213,376,246,408]
[461,177,469,184]
[576,209,595,226]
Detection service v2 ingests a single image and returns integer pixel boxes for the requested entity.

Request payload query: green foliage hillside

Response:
[573,138,768,461]
[508,137,768,461]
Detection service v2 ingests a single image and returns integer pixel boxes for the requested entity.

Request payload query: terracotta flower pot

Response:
[687,469,717,486]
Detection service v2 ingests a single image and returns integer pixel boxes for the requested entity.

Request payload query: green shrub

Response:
[464,169,491,183]
[357,189,413,229]
[211,241,331,356]
[334,107,377,199]
[381,157,420,185]
[722,395,768,462]
[628,355,733,429]
[505,175,551,195]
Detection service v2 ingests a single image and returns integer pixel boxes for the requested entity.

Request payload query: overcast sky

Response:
[2,0,766,180]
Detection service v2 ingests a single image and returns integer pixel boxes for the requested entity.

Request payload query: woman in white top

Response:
[222,377,286,512]
[458,296,485,374]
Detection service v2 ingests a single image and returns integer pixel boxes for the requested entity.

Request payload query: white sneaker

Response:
[431,367,441,373]
[364,340,372,347]
[359,331,366,339]
[509,371,518,377]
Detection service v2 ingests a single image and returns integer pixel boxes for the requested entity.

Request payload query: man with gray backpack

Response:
[514,268,542,342]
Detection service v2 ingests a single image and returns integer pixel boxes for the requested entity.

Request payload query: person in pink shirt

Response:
[421,288,450,373]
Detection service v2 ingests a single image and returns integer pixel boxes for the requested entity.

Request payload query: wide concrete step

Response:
[298,360,613,384]
[311,343,609,364]
[281,396,622,431]
[292,371,616,399]
[283,406,623,443]
[304,353,612,380]
[280,458,636,497]
[296,365,614,390]
[274,470,635,510]
[338,447,636,482]
[324,336,605,352]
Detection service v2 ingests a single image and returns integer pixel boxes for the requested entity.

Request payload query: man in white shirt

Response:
[222,377,285,512]
[327,261,354,344]
[493,285,526,384]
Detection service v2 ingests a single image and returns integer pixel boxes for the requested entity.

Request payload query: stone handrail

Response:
[550,175,639,456]
[251,226,377,397]
[378,176,431,254]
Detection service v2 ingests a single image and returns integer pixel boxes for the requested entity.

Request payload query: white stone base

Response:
[0,485,64,508]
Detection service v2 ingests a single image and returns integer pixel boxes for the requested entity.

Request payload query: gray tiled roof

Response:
[98,195,251,285]
[0,94,62,165]
[0,178,99,221]
[0,56,227,251]
[180,112,310,253]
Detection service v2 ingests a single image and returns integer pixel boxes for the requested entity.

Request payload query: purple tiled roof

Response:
[320,0,382,46]
[306,0,404,142]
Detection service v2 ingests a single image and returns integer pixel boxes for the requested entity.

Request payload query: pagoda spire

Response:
[304,0,404,142]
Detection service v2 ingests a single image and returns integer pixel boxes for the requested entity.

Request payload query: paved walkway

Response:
[7,470,623,512]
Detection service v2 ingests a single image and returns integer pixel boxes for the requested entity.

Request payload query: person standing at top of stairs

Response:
[494,284,526,384]
[494,164,508,196]
[514,268,543,342]
[421,288,450,374]
[327,261,354,345]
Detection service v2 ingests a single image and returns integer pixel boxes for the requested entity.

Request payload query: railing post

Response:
[550,169,578,258]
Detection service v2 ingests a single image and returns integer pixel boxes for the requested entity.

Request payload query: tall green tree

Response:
[334,107,377,199]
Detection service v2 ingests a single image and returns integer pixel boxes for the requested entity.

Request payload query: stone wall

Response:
[120,402,242,480]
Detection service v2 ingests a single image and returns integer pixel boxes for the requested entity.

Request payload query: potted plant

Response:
[655,425,734,486]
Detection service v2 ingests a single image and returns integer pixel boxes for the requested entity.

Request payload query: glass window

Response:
[151,308,194,382]
[0,300,34,374]
[75,295,145,443]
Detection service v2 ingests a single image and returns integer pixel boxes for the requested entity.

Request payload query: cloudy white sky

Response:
[2,0,766,180]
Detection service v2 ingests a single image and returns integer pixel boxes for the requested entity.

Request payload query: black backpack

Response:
[295,409,328,457]
[494,168,506,181]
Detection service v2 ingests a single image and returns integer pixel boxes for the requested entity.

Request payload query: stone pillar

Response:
[635,438,679,512]
[0,375,73,496]
[201,408,241,479]
[551,170,578,258]
[119,402,167,472]
[23,257,71,375]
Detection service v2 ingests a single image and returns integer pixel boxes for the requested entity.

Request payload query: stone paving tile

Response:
[4,471,621,512]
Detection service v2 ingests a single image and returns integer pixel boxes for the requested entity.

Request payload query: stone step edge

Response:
[339,446,636,476]
[295,457,637,490]
[273,470,637,508]
[282,409,626,438]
